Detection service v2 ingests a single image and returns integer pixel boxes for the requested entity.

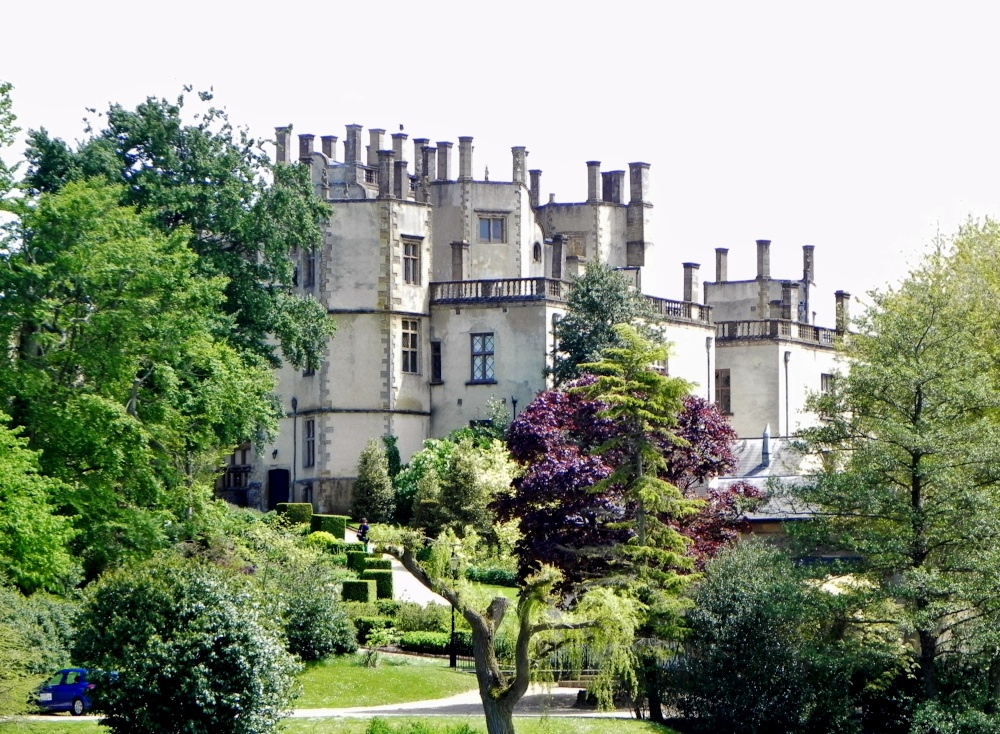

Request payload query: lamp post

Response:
[449,548,459,668]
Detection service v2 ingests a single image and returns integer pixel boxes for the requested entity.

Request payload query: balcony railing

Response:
[715,319,838,346]
[646,296,713,324]
[431,278,568,303]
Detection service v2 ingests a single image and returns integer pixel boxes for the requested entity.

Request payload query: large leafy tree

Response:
[791,233,1000,710]
[23,90,332,368]
[550,263,657,385]
[0,81,16,198]
[0,179,278,577]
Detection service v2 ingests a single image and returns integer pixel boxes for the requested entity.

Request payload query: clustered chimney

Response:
[377,149,394,199]
[413,138,429,177]
[321,135,338,160]
[368,129,385,167]
[437,141,452,180]
[529,170,541,209]
[344,124,363,166]
[602,170,625,204]
[298,133,314,162]
[803,245,815,283]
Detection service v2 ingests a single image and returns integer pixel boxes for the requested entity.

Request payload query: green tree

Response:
[351,438,395,522]
[0,80,17,198]
[23,90,333,369]
[550,263,657,385]
[437,437,518,541]
[791,237,1000,707]
[0,179,278,577]
[74,555,299,734]
[0,416,77,593]
[667,540,907,734]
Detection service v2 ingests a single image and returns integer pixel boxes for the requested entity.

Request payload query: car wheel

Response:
[71,698,86,716]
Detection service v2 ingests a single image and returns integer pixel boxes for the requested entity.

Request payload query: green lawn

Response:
[0,718,674,734]
[296,652,476,708]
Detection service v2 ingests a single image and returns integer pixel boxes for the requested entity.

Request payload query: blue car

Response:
[36,668,94,715]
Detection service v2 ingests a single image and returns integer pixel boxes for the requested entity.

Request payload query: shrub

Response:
[398,631,451,655]
[375,600,402,617]
[275,503,313,525]
[364,558,392,571]
[395,602,451,633]
[283,576,358,661]
[73,555,298,734]
[311,514,349,539]
[343,541,367,553]
[360,569,393,599]
[347,551,370,573]
[329,553,348,567]
[341,580,377,603]
[303,531,339,552]
[465,565,518,587]
[353,616,392,645]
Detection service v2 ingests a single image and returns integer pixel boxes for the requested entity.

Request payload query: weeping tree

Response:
[376,528,642,734]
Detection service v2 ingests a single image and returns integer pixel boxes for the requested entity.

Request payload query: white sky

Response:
[3,0,999,325]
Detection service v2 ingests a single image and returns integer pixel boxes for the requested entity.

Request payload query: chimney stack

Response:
[683,263,700,302]
[394,160,408,199]
[602,170,625,204]
[512,146,527,185]
[377,149,395,199]
[413,138,429,177]
[529,170,541,209]
[436,141,452,180]
[344,124,363,166]
[626,163,651,267]
[628,162,650,203]
[835,291,851,335]
[423,146,436,184]
[803,245,815,283]
[458,136,474,181]
[586,161,601,203]
[392,132,408,162]
[368,129,385,167]
[298,134,315,162]
[321,135,338,160]
[756,239,771,280]
[275,126,291,164]
[782,281,800,322]
[715,248,729,282]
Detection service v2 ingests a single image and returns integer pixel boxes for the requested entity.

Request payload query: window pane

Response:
[491,219,503,241]
[483,335,494,352]
[479,218,490,241]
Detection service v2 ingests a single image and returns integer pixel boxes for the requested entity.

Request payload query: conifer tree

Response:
[350,438,394,522]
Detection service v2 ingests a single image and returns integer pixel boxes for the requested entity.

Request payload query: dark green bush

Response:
[360,570,393,599]
[343,541,366,553]
[364,718,480,734]
[310,514,349,539]
[347,551,370,573]
[364,558,392,571]
[354,616,392,644]
[275,503,313,525]
[341,579,377,603]
[465,566,517,587]
[375,600,401,617]
[329,553,348,567]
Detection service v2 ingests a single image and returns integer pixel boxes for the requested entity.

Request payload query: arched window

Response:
[533,242,542,263]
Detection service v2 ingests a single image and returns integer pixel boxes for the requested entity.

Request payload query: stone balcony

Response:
[715,319,838,347]
[430,278,712,326]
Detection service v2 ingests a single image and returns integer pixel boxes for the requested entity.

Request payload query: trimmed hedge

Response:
[375,600,401,617]
[275,502,313,525]
[360,569,393,599]
[466,566,518,587]
[398,630,473,656]
[363,558,392,571]
[343,542,366,554]
[354,615,392,644]
[311,514,349,539]
[341,579,377,603]
[347,551,370,573]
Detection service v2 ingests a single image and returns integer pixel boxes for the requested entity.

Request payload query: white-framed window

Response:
[402,319,419,374]
[403,239,420,285]
[471,333,495,382]
[477,215,506,243]
[303,419,316,468]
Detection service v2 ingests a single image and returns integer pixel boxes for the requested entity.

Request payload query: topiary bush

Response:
[343,542,366,553]
[394,602,451,633]
[303,531,339,552]
[398,631,451,655]
[347,551,370,573]
[341,579,377,603]
[375,600,401,617]
[363,558,392,571]
[310,514,349,539]
[360,570,393,600]
[275,503,313,525]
